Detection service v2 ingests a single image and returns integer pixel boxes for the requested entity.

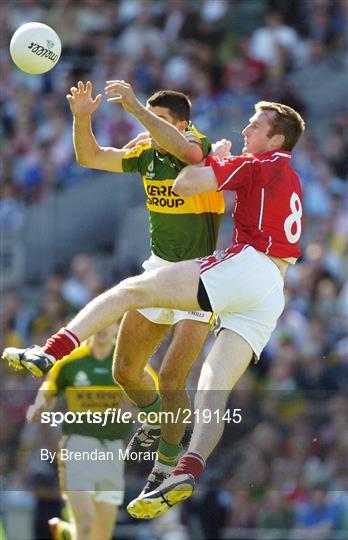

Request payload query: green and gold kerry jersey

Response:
[122,124,225,262]
[41,343,158,440]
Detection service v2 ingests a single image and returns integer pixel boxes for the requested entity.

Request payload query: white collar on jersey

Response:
[273,152,291,158]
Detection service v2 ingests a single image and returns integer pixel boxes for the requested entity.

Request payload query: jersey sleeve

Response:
[122,143,151,173]
[185,124,211,158]
[206,155,252,191]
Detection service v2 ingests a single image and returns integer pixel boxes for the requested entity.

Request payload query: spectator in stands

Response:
[0,181,24,233]
[294,488,341,538]
[61,254,104,310]
[0,290,31,344]
[256,491,294,533]
[30,292,68,343]
[117,5,167,60]
[249,12,302,70]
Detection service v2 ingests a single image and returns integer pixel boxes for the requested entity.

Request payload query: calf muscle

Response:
[113,311,169,406]
[159,319,210,445]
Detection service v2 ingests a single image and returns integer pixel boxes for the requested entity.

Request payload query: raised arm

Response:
[26,387,56,423]
[66,81,126,172]
[105,81,203,164]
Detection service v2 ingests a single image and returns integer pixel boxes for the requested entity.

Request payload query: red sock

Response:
[42,328,80,360]
[172,452,206,480]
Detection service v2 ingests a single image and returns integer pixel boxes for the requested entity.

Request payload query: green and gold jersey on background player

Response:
[41,343,158,441]
[122,123,225,262]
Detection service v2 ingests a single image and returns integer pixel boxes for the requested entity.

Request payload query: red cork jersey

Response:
[206,150,303,262]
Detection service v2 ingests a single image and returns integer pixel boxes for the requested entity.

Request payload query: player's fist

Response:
[66,81,102,117]
[105,80,141,114]
[211,139,232,158]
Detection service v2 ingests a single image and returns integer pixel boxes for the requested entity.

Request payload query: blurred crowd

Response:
[1,0,348,539]
[1,0,347,207]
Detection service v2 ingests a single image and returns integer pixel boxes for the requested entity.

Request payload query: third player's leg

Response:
[159,319,210,446]
[91,501,118,540]
[113,311,169,407]
[65,491,96,540]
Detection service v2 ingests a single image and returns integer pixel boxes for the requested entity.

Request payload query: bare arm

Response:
[174,164,218,196]
[131,105,203,164]
[27,390,57,423]
[105,80,203,164]
[72,115,126,172]
[67,81,126,172]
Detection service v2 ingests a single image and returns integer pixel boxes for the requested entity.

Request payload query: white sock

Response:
[143,422,161,432]
[153,461,174,475]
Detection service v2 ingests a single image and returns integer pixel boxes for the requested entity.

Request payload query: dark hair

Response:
[255,101,305,151]
[147,90,191,122]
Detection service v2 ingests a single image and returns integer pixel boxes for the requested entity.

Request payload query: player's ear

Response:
[271,132,285,149]
[176,119,188,132]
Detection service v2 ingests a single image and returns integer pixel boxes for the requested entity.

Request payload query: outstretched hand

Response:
[66,81,102,117]
[105,80,142,114]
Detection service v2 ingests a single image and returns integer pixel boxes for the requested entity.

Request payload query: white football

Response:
[10,22,61,75]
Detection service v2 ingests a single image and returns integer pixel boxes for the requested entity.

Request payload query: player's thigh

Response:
[92,501,118,540]
[129,259,202,311]
[198,329,253,393]
[159,319,211,388]
[65,491,95,530]
[113,310,170,374]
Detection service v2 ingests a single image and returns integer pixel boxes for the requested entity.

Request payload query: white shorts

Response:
[58,435,125,505]
[200,245,285,359]
[138,253,213,325]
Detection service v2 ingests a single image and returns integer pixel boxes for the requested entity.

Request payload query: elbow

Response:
[182,154,201,165]
[181,147,203,165]
[76,150,96,168]
[76,157,88,168]
[75,152,89,167]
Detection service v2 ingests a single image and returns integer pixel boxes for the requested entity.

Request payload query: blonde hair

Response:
[255,101,305,150]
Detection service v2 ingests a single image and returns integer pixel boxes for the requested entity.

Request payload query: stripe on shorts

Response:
[200,244,248,274]
[57,436,69,494]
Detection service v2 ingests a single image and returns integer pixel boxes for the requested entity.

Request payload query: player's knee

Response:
[159,368,186,392]
[118,275,152,309]
[113,354,141,387]
[75,513,94,539]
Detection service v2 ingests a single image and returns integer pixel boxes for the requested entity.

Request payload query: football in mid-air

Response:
[10,22,61,75]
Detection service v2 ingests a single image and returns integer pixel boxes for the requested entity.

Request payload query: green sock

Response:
[157,437,182,466]
[139,394,161,424]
